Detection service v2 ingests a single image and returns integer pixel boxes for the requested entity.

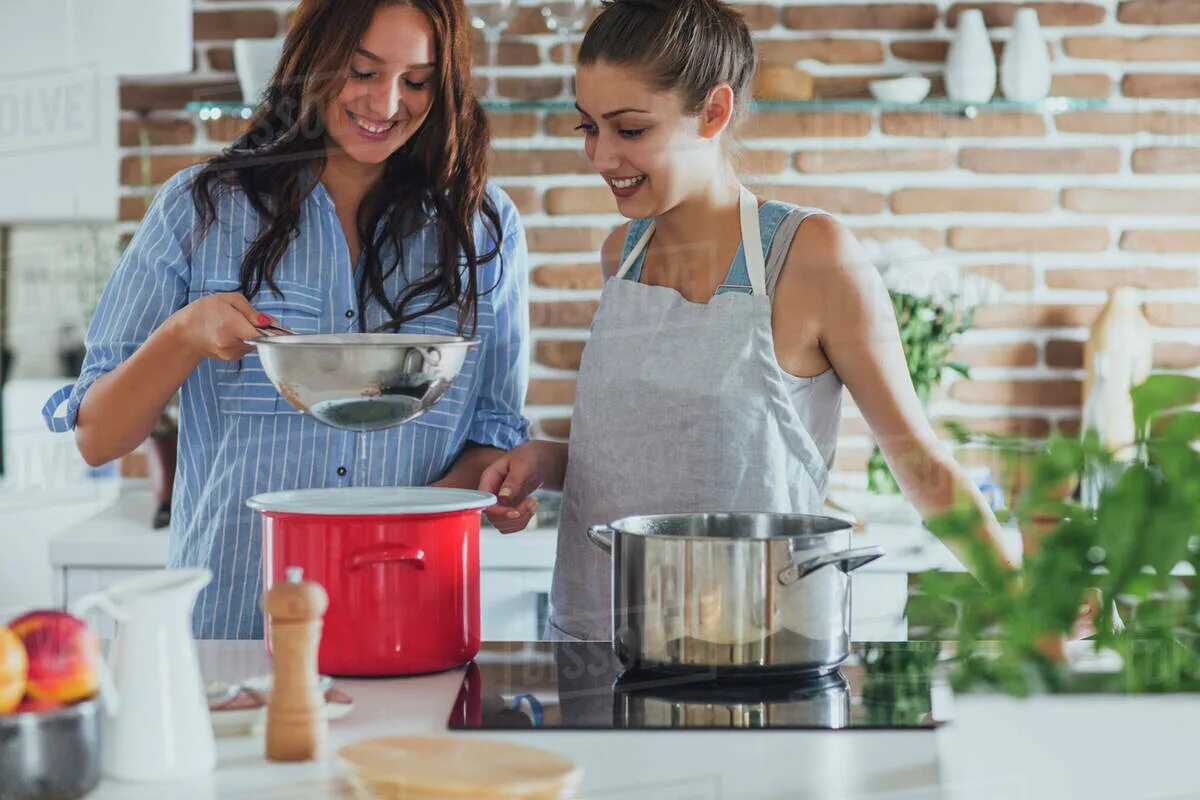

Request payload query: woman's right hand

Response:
[168,292,276,362]
[479,442,548,534]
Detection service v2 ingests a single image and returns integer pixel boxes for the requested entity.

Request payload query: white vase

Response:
[234,38,284,104]
[945,9,996,104]
[1001,8,1052,102]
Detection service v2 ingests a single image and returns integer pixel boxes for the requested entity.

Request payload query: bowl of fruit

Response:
[0,610,102,800]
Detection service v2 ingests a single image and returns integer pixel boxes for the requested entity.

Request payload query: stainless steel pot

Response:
[0,699,101,800]
[587,513,883,676]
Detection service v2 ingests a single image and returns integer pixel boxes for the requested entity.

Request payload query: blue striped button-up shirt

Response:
[43,165,531,639]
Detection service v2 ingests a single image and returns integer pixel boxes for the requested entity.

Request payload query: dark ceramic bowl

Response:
[0,698,100,800]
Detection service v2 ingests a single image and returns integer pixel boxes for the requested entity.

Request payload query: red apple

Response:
[0,626,27,713]
[14,695,61,714]
[8,610,99,705]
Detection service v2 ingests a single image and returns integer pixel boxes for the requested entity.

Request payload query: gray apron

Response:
[549,187,831,641]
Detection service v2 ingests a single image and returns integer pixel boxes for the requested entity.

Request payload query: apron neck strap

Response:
[615,218,652,280]
[616,185,768,296]
[739,186,767,296]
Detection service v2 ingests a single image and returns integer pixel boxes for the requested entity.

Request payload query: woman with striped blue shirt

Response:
[42,0,535,639]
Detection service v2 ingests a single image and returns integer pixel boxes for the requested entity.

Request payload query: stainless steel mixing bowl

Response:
[248,333,479,432]
[0,698,101,800]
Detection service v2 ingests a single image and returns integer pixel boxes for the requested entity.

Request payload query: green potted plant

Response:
[912,374,1200,695]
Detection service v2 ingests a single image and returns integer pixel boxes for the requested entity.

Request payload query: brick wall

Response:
[119,0,1200,486]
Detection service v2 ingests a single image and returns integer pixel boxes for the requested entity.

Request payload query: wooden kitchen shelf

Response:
[187,96,1108,121]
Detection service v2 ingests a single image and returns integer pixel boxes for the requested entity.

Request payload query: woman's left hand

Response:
[485,494,539,534]
[478,443,545,534]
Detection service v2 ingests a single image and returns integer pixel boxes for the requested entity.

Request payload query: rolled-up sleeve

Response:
[466,186,531,451]
[42,171,194,432]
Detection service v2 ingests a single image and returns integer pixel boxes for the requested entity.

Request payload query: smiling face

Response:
[575,61,728,219]
[323,3,437,165]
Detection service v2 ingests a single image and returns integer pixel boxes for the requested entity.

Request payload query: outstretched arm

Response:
[777,215,1012,572]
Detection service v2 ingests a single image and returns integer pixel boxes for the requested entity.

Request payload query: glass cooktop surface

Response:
[448,641,953,732]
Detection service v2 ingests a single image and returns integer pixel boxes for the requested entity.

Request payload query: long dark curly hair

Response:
[190,0,500,333]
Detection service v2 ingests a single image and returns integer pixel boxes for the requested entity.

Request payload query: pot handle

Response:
[777,545,884,586]
[346,545,426,571]
[586,525,614,555]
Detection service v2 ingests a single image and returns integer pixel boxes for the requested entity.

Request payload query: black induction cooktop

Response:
[447,641,953,731]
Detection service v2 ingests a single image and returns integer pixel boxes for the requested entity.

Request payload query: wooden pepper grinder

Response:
[263,566,329,762]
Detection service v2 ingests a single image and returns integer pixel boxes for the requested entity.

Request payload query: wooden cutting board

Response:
[337,736,582,799]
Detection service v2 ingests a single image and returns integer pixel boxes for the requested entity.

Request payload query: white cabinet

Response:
[479,569,553,641]
[56,564,555,642]
[851,572,909,642]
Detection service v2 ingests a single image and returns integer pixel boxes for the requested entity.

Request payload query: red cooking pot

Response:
[247,487,495,677]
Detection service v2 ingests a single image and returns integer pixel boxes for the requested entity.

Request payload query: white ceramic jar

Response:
[1001,8,1052,102]
[946,9,996,104]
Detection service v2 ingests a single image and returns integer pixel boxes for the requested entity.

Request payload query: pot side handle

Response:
[346,545,426,571]
[777,545,884,586]
[586,525,614,555]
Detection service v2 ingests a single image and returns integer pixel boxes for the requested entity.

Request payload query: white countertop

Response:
[85,640,1200,800]
[49,483,971,575]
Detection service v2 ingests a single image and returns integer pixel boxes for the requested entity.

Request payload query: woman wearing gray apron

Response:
[546,189,839,640]
[480,0,1009,641]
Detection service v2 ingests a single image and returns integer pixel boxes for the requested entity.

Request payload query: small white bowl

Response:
[869,76,932,104]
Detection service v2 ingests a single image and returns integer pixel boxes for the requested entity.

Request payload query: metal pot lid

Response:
[605,512,852,540]
[246,487,495,516]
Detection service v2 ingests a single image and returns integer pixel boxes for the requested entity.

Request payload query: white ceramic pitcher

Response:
[71,568,216,782]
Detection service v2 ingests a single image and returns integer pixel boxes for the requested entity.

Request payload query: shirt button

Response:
[336,466,347,477]
[345,309,355,319]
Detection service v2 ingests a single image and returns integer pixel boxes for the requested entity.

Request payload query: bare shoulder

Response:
[780,213,879,297]
[600,221,632,280]
[789,214,861,269]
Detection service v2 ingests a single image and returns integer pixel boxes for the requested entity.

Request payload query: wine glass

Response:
[541,0,593,97]
[466,0,520,100]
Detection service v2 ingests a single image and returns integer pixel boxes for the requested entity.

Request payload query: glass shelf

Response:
[187,97,1108,121]
[481,97,1108,117]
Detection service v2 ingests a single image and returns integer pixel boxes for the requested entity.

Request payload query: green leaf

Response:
[1132,375,1200,437]
[944,361,971,378]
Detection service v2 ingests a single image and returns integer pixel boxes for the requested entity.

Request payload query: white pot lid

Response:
[246,487,495,516]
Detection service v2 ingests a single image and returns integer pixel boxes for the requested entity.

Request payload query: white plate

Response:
[242,673,335,696]
[246,486,496,516]
[210,674,352,738]
[211,698,355,737]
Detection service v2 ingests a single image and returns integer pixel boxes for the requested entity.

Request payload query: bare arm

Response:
[533,440,570,492]
[75,292,270,466]
[780,216,1012,570]
[76,320,198,466]
[433,443,506,490]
